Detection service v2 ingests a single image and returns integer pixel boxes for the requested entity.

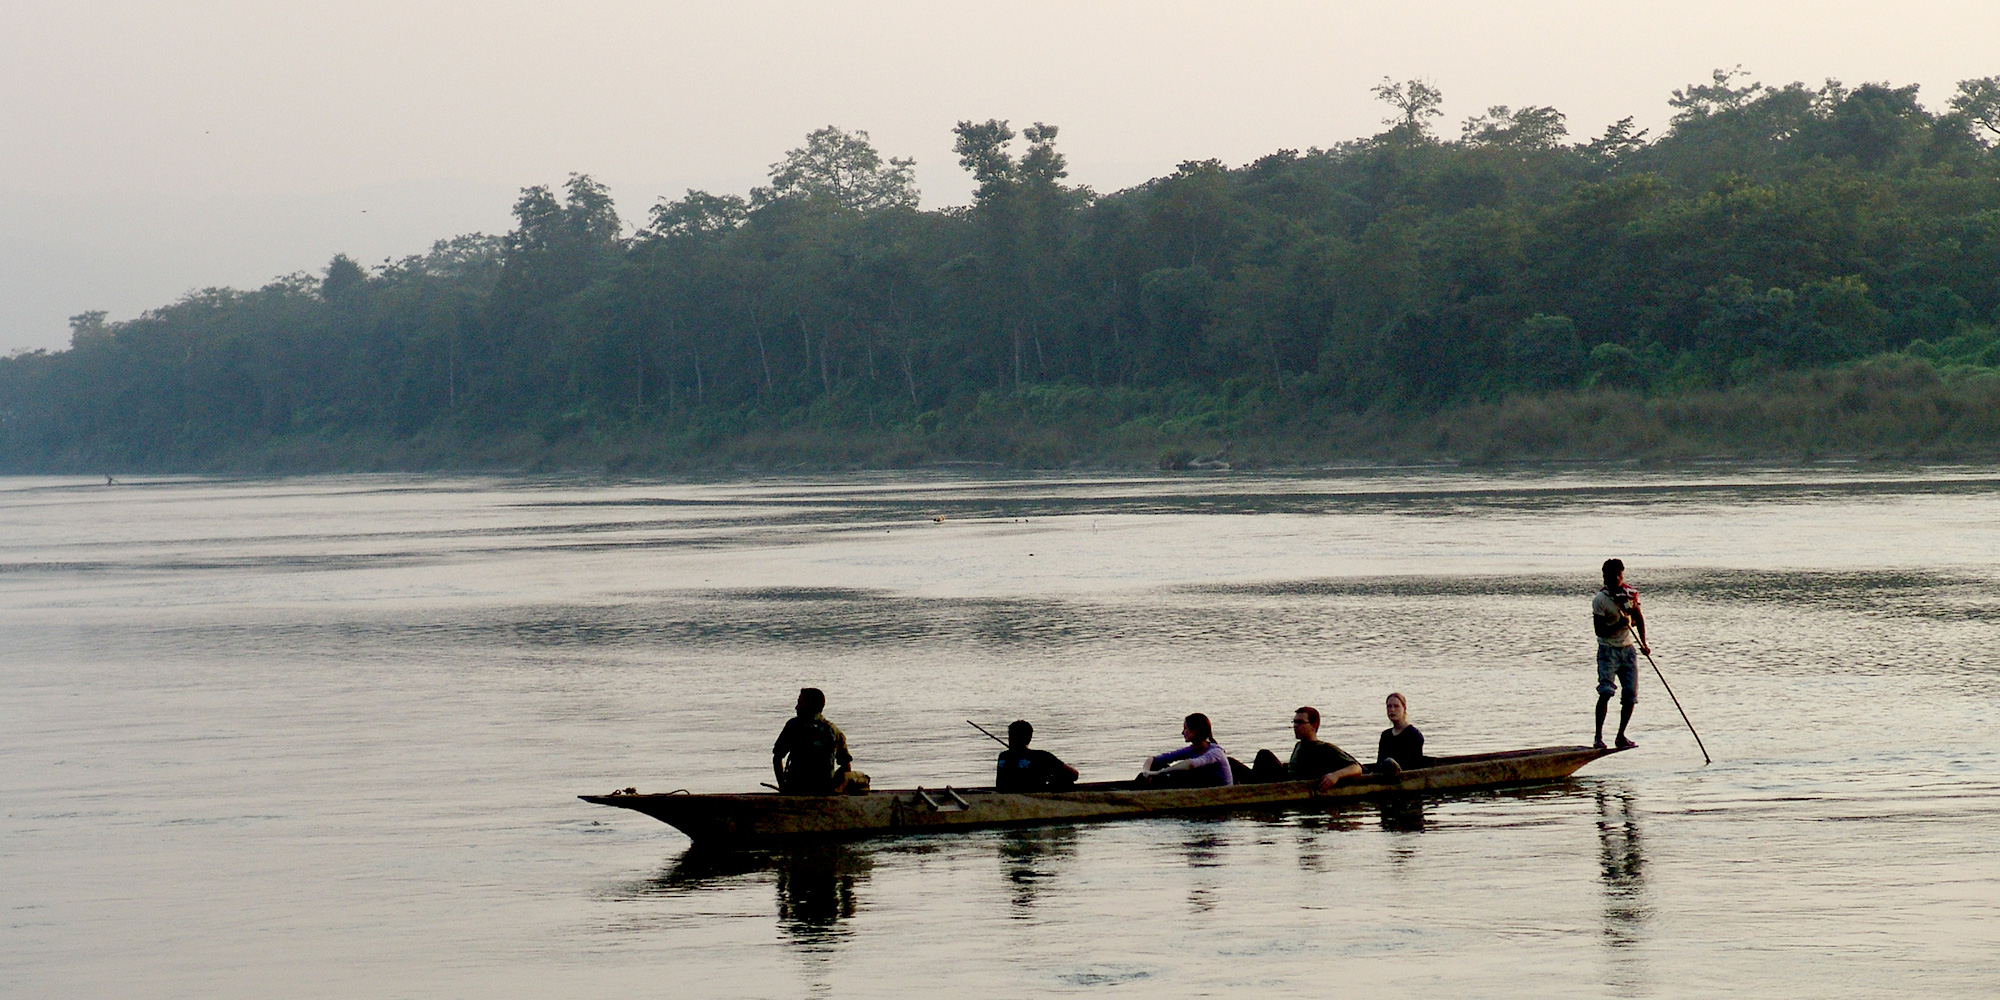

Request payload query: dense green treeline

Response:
[7,70,2000,471]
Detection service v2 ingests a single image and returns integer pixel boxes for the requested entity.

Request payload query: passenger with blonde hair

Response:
[1372,692,1426,774]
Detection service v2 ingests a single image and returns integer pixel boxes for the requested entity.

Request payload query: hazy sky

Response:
[5,1,1998,352]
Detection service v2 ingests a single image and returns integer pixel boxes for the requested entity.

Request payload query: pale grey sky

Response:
[5,1,1998,352]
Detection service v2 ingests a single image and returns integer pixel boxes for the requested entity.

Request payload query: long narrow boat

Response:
[581,745,1622,847]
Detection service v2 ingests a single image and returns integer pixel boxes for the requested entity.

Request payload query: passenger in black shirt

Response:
[1371,692,1426,774]
[995,720,1079,791]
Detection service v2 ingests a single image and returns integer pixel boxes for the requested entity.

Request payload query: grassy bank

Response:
[1413,356,2000,464]
[54,354,1988,475]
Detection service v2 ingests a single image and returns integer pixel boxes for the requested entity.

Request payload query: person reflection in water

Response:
[772,687,858,795]
[1596,788,1649,952]
[996,720,1079,791]
[1377,796,1427,832]
[1137,713,1234,787]
[775,846,865,944]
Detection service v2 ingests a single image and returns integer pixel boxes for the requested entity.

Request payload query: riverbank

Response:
[11,355,2000,475]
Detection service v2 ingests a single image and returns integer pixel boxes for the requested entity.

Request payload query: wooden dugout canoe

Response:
[580,745,1624,847]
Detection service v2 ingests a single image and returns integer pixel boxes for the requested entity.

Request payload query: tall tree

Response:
[755,126,918,211]
[1372,77,1444,142]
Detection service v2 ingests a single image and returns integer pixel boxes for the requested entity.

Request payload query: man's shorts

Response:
[1597,643,1639,704]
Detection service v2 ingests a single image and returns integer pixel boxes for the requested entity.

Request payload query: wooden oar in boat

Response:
[967,720,1009,747]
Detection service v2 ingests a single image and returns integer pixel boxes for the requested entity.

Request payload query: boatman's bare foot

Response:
[1615,736,1637,749]
[1594,738,1607,750]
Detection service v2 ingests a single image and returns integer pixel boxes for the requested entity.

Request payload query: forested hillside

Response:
[7,71,2000,472]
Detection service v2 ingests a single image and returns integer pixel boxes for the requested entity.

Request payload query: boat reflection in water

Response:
[631,782,1631,959]
[998,826,1080,913]
[1281,801,1368,873]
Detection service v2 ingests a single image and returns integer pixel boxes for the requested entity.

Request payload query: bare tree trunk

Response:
[754,325,773,399]
[901,346,919,408]
[796,313,813,378]
[1012,323,1023,392]
[747,298,774,399]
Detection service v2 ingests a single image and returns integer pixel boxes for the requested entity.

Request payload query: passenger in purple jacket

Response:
[1136,713,1233,787]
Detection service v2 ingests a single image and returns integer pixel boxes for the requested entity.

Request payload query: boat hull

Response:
[581,745,1620,847]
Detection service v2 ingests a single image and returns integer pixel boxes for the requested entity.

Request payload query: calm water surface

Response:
[3,468,1999,997]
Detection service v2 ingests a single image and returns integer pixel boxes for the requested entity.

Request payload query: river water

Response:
[3,468,1997,998]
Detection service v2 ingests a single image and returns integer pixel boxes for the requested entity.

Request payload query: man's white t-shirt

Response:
[1592,587,1638,647]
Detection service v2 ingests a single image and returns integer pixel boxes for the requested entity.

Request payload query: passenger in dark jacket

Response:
[772,687,853,794]
[996,719,1079,791]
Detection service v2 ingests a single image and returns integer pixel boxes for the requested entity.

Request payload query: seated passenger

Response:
[1370,692,1426,774]
[1248,706,1364,791]
[996,719,1080,791]
[1137,713,1234,787]
[772,687,856,795]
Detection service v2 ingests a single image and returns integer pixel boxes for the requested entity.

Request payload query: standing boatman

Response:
[1592,558,1648,750]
